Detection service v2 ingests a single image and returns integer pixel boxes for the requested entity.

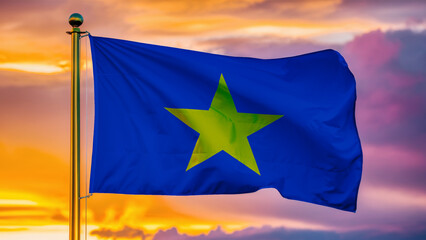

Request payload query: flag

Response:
[89,35,362,212]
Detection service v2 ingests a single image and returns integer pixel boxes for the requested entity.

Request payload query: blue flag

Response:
[89,35,362,212]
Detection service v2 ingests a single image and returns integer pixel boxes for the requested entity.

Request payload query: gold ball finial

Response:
[69,13,83,28]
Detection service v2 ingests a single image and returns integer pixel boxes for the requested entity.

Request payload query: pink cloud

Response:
[344,30,400,77]
[339,30,426,151]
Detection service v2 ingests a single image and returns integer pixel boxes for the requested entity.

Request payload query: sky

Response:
[1,0,426,239]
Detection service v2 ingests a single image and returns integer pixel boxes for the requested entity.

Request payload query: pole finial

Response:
[69,13,84,28]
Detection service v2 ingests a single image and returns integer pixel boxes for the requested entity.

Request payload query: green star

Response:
[165,74,283,175]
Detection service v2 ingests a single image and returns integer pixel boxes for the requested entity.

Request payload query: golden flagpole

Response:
[67,13,84,240]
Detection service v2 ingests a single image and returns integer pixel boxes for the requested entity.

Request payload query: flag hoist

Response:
[67,13,86,240]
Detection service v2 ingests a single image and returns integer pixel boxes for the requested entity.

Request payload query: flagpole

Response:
[68,13,84,240]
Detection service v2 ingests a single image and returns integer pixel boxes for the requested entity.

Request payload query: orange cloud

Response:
[0,0,406,88]
[0,63,66,74]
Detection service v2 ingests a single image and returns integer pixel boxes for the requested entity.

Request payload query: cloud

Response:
[2,0,423,82]
[95,0,339,17]
[197,36,340,58]
[361,145,426,193]
[0,142,70,228]
[90,226,151,240]
[88,225,426,240]
[344,30,400,71]
[232,0,341,19]
[0,205,67,226]
[0,194,67,227]
[0,0,66,13]
[336,0,426,23]
[342,30,426,151]
[0,69,69,87]
[0,83,72,155]
[387,30,426,75]
[0,227,28,232]
[0,63,66,74]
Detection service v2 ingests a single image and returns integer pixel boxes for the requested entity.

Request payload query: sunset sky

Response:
[1,0,426,239]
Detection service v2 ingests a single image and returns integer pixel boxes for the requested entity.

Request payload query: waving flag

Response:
[89,35,362,212]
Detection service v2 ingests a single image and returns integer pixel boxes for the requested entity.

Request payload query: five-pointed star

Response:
[165,74,283,175]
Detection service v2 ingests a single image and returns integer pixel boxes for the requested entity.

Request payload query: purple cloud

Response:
[198,36,340,59]
[336,0,426,23]
[344,30,426,150]
[89,225,426,240]
[153,226,426,240]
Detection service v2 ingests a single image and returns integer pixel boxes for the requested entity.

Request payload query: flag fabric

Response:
[89,35,362,212]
